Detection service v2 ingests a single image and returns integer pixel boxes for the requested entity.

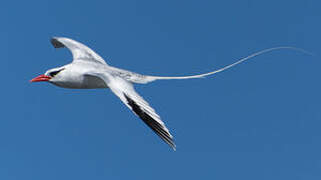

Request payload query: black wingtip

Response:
[124,94,176,150]
[50,37,65,48]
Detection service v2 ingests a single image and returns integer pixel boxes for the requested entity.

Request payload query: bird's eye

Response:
[49,68,64,77]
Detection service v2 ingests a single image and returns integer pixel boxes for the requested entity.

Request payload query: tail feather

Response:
[142,47,311,83]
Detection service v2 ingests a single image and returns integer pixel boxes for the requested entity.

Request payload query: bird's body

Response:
[31,37,308,150]
[49,62,107,89]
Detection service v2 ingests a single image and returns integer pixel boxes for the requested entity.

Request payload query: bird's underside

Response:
[31,37,309,150]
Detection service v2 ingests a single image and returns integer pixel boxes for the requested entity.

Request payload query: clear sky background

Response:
[1,0,320,179]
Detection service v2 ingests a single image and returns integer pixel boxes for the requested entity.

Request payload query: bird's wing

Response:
[50,37,108,65]
[85,73,176,150]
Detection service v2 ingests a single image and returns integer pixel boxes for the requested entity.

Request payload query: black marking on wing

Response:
[51,38,65,48]
[124,94,176,150]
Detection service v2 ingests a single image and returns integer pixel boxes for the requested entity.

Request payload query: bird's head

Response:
[30,67,65,83]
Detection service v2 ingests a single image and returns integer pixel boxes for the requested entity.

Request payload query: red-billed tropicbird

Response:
[30,37,307,150]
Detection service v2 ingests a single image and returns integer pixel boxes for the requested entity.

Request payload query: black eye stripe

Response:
[49,71,59,77]
[49,68,65,77]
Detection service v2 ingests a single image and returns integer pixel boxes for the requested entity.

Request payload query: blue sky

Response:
[1,0,321,179]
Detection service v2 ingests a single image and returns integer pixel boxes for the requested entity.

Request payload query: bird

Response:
[30,37,308,150]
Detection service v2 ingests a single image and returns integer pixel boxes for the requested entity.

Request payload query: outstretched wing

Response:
[50,37,108,65]
[85,73,176,150]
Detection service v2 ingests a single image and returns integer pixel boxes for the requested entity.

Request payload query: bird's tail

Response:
[140,47,311,83]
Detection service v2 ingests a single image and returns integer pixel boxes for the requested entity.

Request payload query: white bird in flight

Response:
[30,37,307,150]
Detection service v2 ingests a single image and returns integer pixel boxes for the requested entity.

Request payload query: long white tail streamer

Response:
[144,47,311,82]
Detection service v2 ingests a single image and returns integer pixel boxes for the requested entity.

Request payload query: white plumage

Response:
[31,37,308,150]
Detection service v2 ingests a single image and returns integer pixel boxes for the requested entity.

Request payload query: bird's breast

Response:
[81,74,108,89]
